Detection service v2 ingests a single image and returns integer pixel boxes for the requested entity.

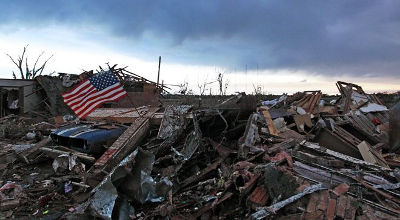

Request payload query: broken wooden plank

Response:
[0,199,20,211]
[251,184,325,219]
[180,158,223,189]
[354,178,400,205]
[24,137,51,158]
[300,141,390,171]
[85,107,156,124]
[40,147,96,163]
[150,112,164,125]
[86,107,158,186]
[261,109,279,136]
[357,141,389,168]
[293,114,313,133]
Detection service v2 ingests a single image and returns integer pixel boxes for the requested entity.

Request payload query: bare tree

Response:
[224,79,229,95]
[6,45,53,79]
[216,69,229,95]
[197,81,207,96]
[178,81,189,95]
[217,72,224,95]
[252,84,268,96]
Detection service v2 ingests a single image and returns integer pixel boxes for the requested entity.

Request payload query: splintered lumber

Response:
[251,184,325,219]
[300,141,391,171]
[22,137,52,163]
[0,199,20,211]
[260,108,279,136]
[40,147,96,163]
[86,107,158,186]
[180,158,223,189]
[85,107,150,124]
[71,181,91,189]
[357,141,389,168]
[268,138,296,154]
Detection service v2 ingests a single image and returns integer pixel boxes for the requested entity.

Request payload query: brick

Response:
[335,196,347,218]
[344,196,357,220]
[270,151,294,167]
[333,183,350,196]
[302,210,324,220]
[317,190,329,211]
[356,215,368,220]
[297,182,310,192]
[326,199,336,220]
[306,193,319,213]
[247,186,268,209]
[276,213,302,220]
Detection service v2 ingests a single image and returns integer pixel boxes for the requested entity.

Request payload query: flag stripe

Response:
[62,80,90,98]
[64,84,96,102]
[74,87,126,115]
[65,87,97,106]
[71,84,123,112]
[77,91,127,118]
[68,83,119,110]
[63,81,91,100]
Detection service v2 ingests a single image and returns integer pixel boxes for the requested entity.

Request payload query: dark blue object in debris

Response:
[50,124,126,154]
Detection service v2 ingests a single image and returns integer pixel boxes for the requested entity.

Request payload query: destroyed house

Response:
[1,77,400,219]
[0,78,41,117]
[39,68,163,114]
[0,67,162,117]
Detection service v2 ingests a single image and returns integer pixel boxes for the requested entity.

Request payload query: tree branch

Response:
[7,45,53,79]
[6,53,24,79]
[35,54,53,77]
[25,57,30,79]
[18,45,28,79]
[32,51,44,75]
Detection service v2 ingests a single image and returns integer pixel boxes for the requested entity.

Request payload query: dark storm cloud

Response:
[1,0,400,76]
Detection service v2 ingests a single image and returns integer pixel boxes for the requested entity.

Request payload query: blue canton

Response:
[88,71,119,91]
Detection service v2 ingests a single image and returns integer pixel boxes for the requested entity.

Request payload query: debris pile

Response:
[0,78,399,219]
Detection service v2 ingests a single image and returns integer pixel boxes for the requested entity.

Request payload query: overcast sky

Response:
[0,0,399,94]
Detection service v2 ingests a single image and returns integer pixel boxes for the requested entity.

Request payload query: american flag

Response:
[62,71,127,118]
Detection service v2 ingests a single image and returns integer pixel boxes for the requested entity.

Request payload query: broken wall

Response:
[0,79,42,115]
[35,76,74,116]
[22,83,42,113]
[116,84,160,107]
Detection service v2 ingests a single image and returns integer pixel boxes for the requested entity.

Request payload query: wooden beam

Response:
[180,158,223,189]
[40,147,96,163]
[357,141,389,168]
[86,108,158,187]
[261,109,279,136]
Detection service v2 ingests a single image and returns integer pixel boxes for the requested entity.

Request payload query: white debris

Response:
[360,103,388,113]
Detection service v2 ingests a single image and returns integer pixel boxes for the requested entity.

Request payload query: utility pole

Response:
[157,56,161,88]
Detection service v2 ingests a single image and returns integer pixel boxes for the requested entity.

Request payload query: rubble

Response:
[0,77,399,220]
